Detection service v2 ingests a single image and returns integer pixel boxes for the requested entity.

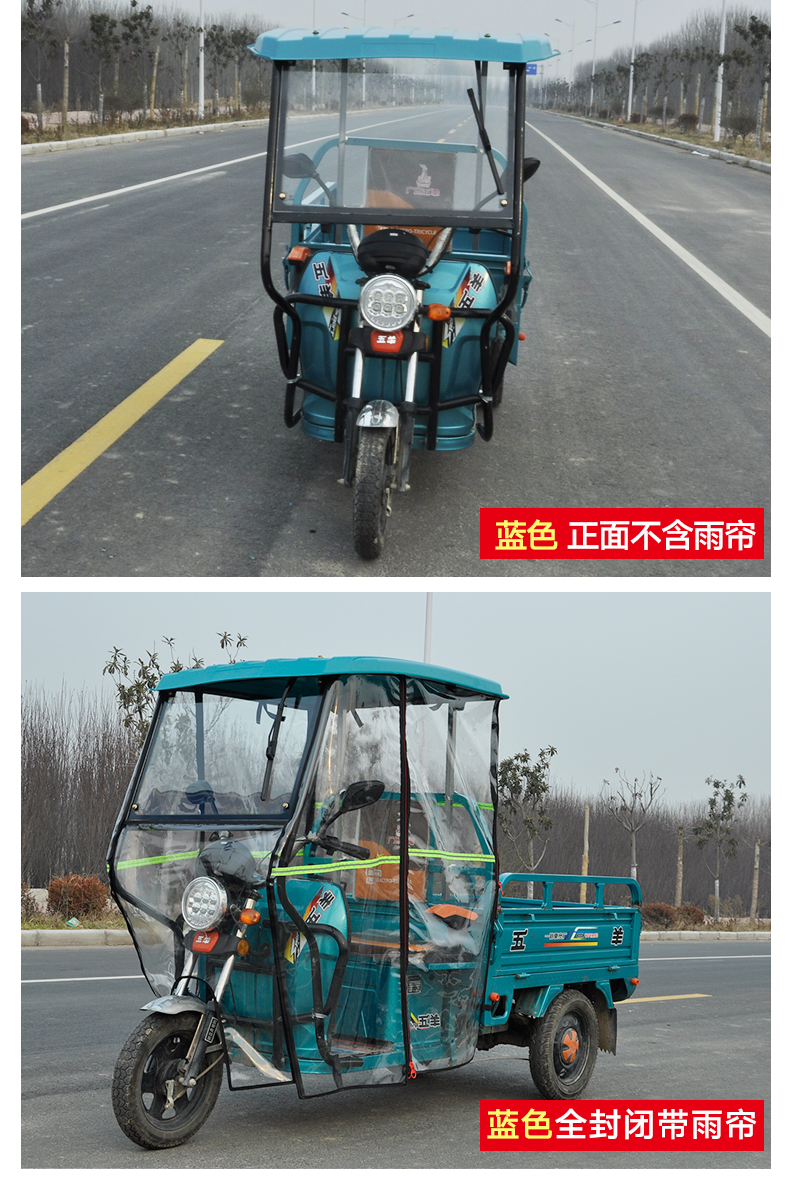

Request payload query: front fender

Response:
[141,994,207,1016]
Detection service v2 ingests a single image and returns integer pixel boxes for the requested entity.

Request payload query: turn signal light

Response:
[518,332,526,341]
[629,977,639,985]
[489,992,500,1003]
[427,303,452,322]
[287,245,312,263]
[240,909,261,925]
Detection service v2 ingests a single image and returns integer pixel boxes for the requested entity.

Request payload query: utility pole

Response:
[674,825,684,907]
[423,593,433,664]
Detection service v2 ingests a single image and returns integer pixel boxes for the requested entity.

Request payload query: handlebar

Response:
[317,835,371,861]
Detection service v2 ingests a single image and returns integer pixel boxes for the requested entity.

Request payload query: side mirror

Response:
[523,158,541,183]
[281,153,318,180]
[324,779,385,828]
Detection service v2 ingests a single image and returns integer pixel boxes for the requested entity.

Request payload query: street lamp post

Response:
[198,0,204,120]
[581,2,621,115]
[626,0,644,121]
[712,0,727,142]
[341,5,367,105]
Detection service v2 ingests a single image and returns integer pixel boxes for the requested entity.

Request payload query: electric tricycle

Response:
[252,28,553,558]
[108,656,641,1150]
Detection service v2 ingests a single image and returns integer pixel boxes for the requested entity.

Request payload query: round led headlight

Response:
[181,876,228,931]
[359,274,417,332]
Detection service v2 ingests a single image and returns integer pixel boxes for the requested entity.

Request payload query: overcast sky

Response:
[21,590,769,805]
[163,1,771,50]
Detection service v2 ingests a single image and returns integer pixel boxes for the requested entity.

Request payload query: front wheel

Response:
[111,1013,224,1150]
[528,989,599,1099]
[353,427,395,560]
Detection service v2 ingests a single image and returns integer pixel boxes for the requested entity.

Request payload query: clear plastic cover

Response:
[403,681,497,1072]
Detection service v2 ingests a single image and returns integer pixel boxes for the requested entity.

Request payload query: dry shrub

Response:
[641,901,677,928]
[47,873,109,920]
[21,883,38,921]
[677,903,705,926]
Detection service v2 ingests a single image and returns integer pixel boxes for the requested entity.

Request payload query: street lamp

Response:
[626,0,645,121]
[198,0,204,120]
[580,1,622,115]
[341,6,367,105]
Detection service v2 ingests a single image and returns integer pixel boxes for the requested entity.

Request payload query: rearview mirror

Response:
[324,779,385,828]
[523,158,541,182]
[281,153,318,180]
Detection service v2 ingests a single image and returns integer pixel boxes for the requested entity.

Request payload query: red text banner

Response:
[480,1099,764,1152]
[479,508,764,559]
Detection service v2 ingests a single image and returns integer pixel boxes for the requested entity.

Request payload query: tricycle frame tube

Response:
[341,347,365,485]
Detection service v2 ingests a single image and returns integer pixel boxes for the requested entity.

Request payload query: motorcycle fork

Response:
[179,897,257,1088]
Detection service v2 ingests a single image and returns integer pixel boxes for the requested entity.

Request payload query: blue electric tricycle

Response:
[251,28,554,558]
[108,656,641,1149]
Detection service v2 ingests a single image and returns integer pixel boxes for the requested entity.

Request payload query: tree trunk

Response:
[36,81,44,132]
[234,60,239,112]
[757,77,768,150]
[151,45,160,120]
[750,838,760,919]
[580,803,590,903]
[674,826,683,907]
[630,829,637,880]
[182,48,189,118]
[62,38,69,129]
[694,72,701,115]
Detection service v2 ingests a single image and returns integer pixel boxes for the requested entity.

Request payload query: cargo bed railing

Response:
[499,872,642,910]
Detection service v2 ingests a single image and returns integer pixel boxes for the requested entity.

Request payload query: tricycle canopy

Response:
[108,657,506,1096]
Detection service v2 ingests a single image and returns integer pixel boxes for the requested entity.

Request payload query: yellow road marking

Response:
[22,338,224,526]
[622,993,712,1004]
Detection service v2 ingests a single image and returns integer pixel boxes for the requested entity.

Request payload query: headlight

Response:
[359,274,417,332]
[182,876,228,931]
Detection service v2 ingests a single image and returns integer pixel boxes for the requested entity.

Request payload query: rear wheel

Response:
[353,427,395,560]
[111,1013,224,1150]
[529,989,599,1099]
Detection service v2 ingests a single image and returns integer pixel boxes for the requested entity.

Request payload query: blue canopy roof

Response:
[249,27,554,65]
[156,655,506,699]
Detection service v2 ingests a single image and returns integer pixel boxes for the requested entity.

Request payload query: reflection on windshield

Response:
[130,691,320,819]
[276,58,514,218]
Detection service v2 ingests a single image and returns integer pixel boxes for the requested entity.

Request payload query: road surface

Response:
[21,109,770,576]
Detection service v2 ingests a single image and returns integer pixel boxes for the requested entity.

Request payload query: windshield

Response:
[128,689,321,821]
[274,58,515,225]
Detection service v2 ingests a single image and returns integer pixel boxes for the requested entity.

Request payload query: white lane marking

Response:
[22,975,142,983]
[640,954,770,961]
[525,120,771,338]
[21,108,444,221]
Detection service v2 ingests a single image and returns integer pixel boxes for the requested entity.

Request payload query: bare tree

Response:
[600,769,665,880]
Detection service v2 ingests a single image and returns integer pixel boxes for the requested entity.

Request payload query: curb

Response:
[540,109,771,174]
[22,928,134,946]
[22,928,769,946]
[21,116,269,155]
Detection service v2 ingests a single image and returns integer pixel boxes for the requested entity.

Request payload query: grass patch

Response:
[21,109,270,145]
[22,908,128,931]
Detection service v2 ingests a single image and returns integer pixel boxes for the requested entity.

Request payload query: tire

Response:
[528,989,599,1100]
[111,1013,224,1150]
[352,427,395,560]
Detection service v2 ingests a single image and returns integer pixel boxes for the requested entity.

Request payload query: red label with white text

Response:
[480,1100,764,1151]
[479,508,763,559]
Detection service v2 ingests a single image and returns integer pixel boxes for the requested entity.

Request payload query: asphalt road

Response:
[21,940,769,1169]
[21,109,770,577]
